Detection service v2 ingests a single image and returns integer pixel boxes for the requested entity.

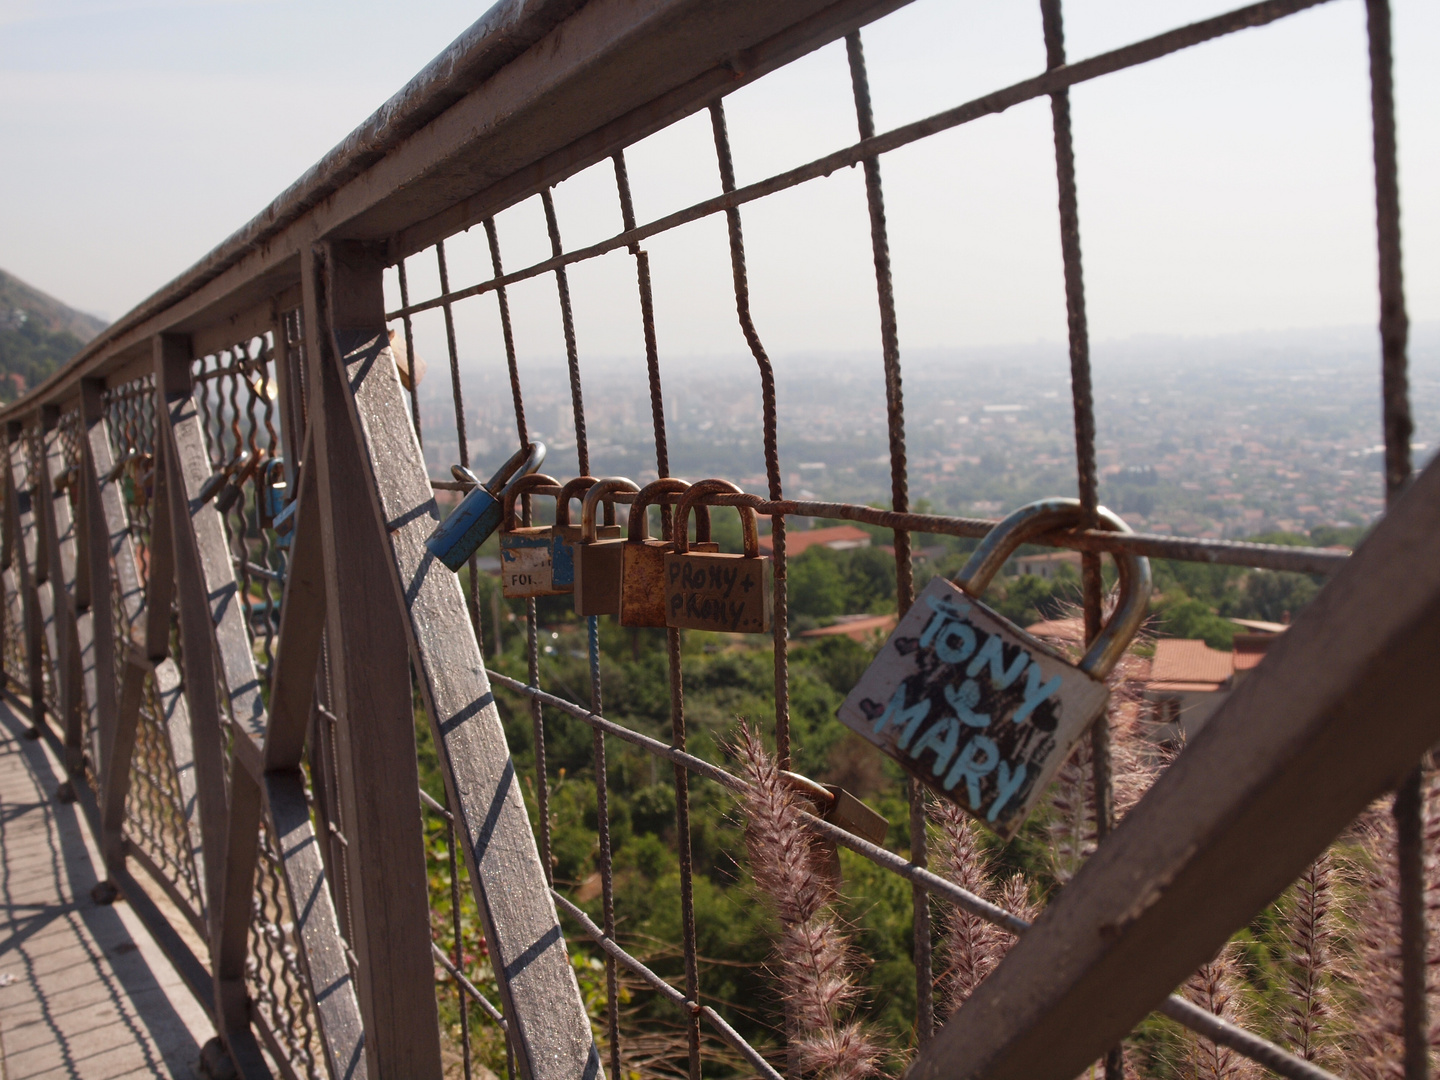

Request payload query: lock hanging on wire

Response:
[424,441,545,572]
[498,473,566,598]
[837,498,1150,840]
[664,479,772,634]
[552,476,622,592]
[258,457,287,528]
[573,477,639,617]
[619,478,718,628]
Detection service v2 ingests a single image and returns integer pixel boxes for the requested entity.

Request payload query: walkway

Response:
[0,700,213,1079]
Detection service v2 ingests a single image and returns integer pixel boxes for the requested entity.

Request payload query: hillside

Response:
[0,269,108,404]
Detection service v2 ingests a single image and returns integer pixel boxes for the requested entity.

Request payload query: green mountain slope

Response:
[0,269,108,404]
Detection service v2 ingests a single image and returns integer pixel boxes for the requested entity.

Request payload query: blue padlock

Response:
[260,458,288,526]
[551,476,622,590]
[425,441,546,572]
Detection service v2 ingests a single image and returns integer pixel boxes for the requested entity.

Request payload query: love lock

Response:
[573,478,639,617]
[838,498,1150,840]
[424,442,545,572]
[663,479,772,634]
[552,476,622,592]
[619,478,718,628]
[498,473,566,598]
[258,457,287,528]
[215,448,265,514]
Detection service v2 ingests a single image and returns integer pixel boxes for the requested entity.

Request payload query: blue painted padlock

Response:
[425,442,546,572]
[550,476,622,590]
[260,458,288,526]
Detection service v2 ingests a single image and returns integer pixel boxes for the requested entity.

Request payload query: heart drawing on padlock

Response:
[837,498,1150,840]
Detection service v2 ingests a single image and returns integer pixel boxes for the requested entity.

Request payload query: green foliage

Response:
[411,521,1340,1072]
[986,569,1081,627]
[787,545,897,621]
[0,320,86,401]
[1152,596,1237,649]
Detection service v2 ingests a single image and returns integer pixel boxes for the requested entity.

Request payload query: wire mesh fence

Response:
[0,0,1423,1077]
[373,2,1413,1076]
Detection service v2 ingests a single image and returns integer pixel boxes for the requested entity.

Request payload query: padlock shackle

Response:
[501,473,563,531]
[626,479,712,544]
[556,476,598,530]
[235,447,265,484]
[581,478,639,542]
[485,441,546,497]
[954,498,1151,681]
[672,479,758,556]
[556,476,620,530]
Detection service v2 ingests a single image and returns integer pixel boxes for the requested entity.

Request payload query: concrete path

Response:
[0,700,214,1079]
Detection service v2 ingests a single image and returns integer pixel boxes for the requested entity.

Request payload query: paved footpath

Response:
[0,700,213,1079]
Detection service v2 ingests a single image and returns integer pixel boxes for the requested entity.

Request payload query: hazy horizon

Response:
[3,0,1436,358]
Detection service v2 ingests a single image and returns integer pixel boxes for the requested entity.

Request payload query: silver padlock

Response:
[838,499,1149,840]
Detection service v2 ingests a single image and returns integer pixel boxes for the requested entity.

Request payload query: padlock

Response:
[199,450,247,505]
[258,458,287,528]
[663,479,772,634]
[498,473,566,598]
[572,477,639,617]
[551,476,622,591]
[424,441,546,572]
[837,498,1150,841]
[122,452,154,511]
[216,449,265,514]
[780,770,890,886]
[618,479,718,628]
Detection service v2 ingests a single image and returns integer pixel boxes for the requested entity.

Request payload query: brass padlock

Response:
[838,499,1150,840]
[552,476,622,592]
[663,479,772,633]
[498,473,565,598]
[619,479,718,628]
[573,477,639,617]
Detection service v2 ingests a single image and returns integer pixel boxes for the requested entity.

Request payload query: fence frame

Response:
[0,0,1425,1077]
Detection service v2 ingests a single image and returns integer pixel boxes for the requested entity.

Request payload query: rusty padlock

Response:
[573,477,639,617]
[424,441,545,572]
[781,771,890,887]
[838,499,1150,840]
[216,448,265,514]
[663,479,772,634]
[552,476,622,592]
[498,473,566,598]
[619,479,718,628]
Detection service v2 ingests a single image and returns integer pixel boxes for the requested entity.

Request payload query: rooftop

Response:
[1150,638,1235,687]
[760,524,871,556]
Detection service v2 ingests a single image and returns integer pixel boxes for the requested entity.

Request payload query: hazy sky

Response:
[2,0,1436,363]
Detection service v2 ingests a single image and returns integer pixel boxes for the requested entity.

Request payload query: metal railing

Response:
[0,0,1426,1078]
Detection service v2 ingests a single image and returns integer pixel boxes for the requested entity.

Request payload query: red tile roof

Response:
[1150,639,1233,687]
[1232,633,1276,672]
[760,524,871,556]
[1025,617,1085,643]
[798,613,897,642]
